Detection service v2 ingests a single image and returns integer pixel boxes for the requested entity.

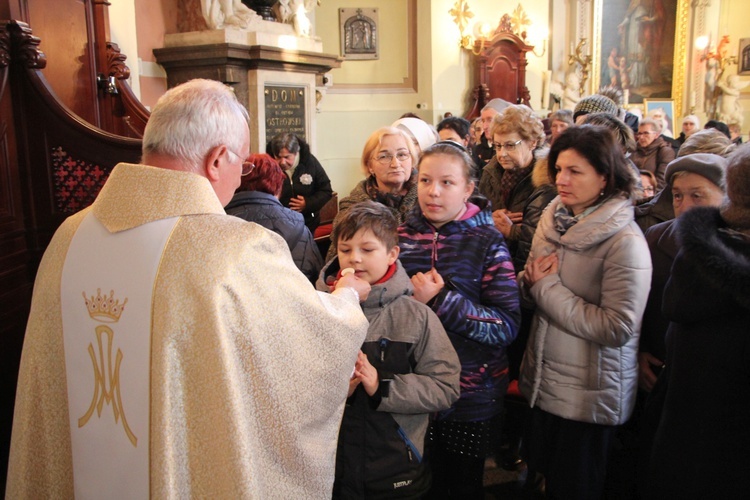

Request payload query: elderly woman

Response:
[225,153,323,283]
[327,126,419,259]
[648,144,750,498]
[267,132,333,233]
[636,128,736,232]
[479,105,551,271]
[546,109,573,146]
[518,125,652,499]
[632,118,676,191]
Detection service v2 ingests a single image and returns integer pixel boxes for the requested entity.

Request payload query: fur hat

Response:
[720,144,750,229]
[573,94,618,121]
[665,153,728,190]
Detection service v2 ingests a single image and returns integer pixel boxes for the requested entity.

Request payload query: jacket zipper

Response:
[431,230,439,267]
[379,338,389,362]
[466,314,504,325]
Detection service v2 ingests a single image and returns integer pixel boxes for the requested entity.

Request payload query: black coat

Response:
[647,207,750,499]
[225,191,323,283]
[275,139,333,232]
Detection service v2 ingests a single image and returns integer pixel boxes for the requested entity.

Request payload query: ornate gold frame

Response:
[592,0,689,115]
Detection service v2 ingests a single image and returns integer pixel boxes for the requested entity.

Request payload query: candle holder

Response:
[568,38,592,96]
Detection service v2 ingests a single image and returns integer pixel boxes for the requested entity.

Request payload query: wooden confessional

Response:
[0,1,149,492]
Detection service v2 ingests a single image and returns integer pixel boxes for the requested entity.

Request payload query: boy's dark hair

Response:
[332,200,399,250]
[437,116,471,140]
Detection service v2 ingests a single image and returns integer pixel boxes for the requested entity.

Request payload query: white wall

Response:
[108,0,141,100]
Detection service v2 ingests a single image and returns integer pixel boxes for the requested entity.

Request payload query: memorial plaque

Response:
[264,85,306,142]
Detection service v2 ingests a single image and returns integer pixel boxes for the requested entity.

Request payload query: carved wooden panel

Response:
[28,0,98,125]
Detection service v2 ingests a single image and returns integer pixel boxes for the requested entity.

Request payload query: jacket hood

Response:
[532,153,553,189]
[317,259,413,316]
[676,207,750,311]
[538,195,635,252]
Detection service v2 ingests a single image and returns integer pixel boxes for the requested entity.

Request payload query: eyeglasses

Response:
[226,147,255,176]
[636,131,657,137]
[643,186,655,195]
[372,151,411,165]
[494,139,523,153]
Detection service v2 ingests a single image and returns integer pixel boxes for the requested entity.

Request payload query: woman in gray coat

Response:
[518,126,652,499]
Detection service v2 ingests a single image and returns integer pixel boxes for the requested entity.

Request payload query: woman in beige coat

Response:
[518,125,652,499]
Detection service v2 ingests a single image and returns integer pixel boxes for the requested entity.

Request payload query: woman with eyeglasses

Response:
[478,105,554,273]
[225,153,323,283]
[518,126,651,499]
[631,118,676,191]
[326,127,419,260]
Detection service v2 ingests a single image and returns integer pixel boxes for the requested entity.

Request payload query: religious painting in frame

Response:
[644,99,675,136]
[739,38,750,76]
[592,0,689,112]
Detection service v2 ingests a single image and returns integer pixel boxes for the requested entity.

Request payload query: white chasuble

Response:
[61,212,178,499]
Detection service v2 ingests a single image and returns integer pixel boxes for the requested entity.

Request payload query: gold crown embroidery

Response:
[79,289,137,446]
[82,289,127,323]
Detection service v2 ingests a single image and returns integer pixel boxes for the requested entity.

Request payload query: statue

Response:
[201,0,260,30]
[562,72,581,111]
[275,0,320,37]
[718,74,750,127]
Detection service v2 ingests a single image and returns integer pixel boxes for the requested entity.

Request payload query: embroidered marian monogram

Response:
[79,289,137,446]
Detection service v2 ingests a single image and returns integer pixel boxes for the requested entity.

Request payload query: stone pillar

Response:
[154,25,341,153]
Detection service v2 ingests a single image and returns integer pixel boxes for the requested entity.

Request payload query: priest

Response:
[6,79,370,499]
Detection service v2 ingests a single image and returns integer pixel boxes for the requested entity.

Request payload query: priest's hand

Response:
[335,273,371,302]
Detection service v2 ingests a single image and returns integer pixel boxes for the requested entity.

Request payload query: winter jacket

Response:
[398,198,521,422]
[514,155,556,273]
[518,196,652,426]
[326,175,418,261]
[226,191,323,283]
[635,187,675,234]
[631,136,675,191]
[317,260,461,499]
[639,219,679,363]
[478,154,538,259]
[648,207,750,499]
[276,139,333,232]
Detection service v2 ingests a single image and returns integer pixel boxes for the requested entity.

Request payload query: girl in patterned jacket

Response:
[398,141,521,498]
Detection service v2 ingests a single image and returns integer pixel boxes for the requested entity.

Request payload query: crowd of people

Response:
[7,79,749,500]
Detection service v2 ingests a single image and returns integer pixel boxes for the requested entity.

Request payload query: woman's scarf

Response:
[553,198,607,234]
[497,164,533,208]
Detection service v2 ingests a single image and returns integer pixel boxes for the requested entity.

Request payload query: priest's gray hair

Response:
[142,79,250,169]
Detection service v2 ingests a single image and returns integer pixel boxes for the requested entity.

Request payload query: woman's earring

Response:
[600,190,605,197]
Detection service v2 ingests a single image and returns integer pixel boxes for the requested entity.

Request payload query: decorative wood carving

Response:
[466,27,533,119]
[106,42,130,79]
[9,21,45,69]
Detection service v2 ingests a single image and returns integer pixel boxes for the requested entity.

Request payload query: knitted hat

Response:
[720,144,750,229]
[573,94,618,121]
[664,153,728,190]
[392,117,439,152]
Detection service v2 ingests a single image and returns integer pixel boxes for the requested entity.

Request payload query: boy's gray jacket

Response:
[317,259,460,456]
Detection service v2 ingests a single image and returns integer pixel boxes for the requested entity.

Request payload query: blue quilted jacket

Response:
[398,198,521,421]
